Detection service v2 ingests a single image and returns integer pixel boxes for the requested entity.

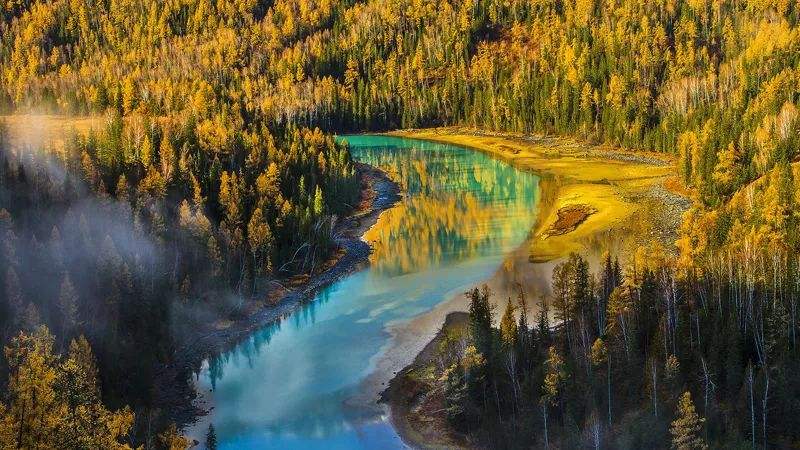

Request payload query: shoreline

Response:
[163,162,402,438]
[380,312,472,450]
[380,127,691,449]
[386,127,688,263]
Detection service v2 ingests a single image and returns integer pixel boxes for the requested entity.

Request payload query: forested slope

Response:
[3,0,799,254]
[1,0,800,447]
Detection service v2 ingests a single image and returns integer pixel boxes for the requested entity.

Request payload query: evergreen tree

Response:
[58,274,80,337]
[206,424,218,450]
[467,286,493,357]
[5,267,23,327]
[0,327,133,449]
[499,299,517,348]
[670,391,707,450]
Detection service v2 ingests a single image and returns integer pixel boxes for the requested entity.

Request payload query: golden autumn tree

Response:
[0,327,134,449]
[159,423,190,450]
[670,391,707,450]
[499,300,517,348]
[248,207,274,277]
[543,345,567,404]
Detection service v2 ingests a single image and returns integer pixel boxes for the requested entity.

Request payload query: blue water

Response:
[190,136,540,449]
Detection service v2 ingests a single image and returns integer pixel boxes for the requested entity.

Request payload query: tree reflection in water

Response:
[352,137,539,276]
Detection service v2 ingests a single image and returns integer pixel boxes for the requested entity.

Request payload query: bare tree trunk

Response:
[696,314,701,349]
[146,408,153,450]
[620,315,630,359]
[542,403,549,450]
[651,358,658,419]
[493,379,501,422]
[504,352,518,418]
[748,365,755,450]
[589,412,601,450]
[701,357,715,414]
[763,371,769,450]
[670,275,678,355]
[608,353,612,426]
[579,316,591,376]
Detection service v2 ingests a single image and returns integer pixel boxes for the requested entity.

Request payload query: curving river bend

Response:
[188,136,540,449]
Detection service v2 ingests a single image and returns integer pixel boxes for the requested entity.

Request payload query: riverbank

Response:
[387,127,689,263]
[380,312,472,450]
[381,127,691,449]
[162,162,401,439]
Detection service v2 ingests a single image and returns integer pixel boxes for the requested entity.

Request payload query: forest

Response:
[0,114,359,445]
[1,0,800,447]
[416,243,800,448]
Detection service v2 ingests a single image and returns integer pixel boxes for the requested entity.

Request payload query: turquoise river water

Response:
[189,135,540,449]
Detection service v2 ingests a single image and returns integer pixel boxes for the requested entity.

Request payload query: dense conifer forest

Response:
[1,0,800,447]
[419,244,800,447]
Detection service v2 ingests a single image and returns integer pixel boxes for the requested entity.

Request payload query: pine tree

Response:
[590,338,607,366]
[573,254,591,317]
[552,260,572,327]
[516,291,530,353]
[115,174,129,203]
[313,185,325,217]
[49,226,65,273]
[5,267,24,327]
[141,134,154,168]
[1,326,62,448]
[160,131,176,180]
[20,302,41,332]
[58,274,79,336]
[207,235,223,279]
[607,284,633,353]
[467,286,493,357]
[537,296,551,347]
[670,391,707,450]
[543,346,567,404]
[500,299,517,348]
[121,77,137,115]
[206,424,218,450]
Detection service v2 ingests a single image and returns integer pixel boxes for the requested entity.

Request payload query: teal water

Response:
[190,136,540,449]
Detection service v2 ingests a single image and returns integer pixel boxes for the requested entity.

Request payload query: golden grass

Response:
[0,114,106,151]
[387,127,678,263]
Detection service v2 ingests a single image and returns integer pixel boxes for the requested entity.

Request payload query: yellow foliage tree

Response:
[670,391,707,450]
[0,327,134,449]
[499,300,517,348]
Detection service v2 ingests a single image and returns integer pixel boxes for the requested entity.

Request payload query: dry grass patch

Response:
[1,114,106,151]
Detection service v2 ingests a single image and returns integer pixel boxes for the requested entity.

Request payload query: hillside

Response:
[1,0,800,448]
[3,0,799,257]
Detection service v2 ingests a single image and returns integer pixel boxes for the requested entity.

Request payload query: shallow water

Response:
[189,136,540,449]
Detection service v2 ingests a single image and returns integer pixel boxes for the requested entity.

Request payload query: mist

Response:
[0,118,190,429]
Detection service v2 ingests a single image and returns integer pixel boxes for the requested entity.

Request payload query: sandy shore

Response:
[378,128,690,449]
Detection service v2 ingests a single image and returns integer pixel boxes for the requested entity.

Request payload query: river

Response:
[188,135,540,449]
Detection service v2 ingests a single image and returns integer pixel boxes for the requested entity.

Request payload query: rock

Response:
[544,204,598,237]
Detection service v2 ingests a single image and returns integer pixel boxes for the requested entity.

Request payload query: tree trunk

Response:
[748,365,755,450]
[763,371,769,449]
[542,403,549,450]
[607,354,612,426]
[651,359,658,419]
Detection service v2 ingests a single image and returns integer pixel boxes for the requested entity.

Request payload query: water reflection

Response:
[354,138,539,275]
[207,287,335,389]
[190,136,540,449]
